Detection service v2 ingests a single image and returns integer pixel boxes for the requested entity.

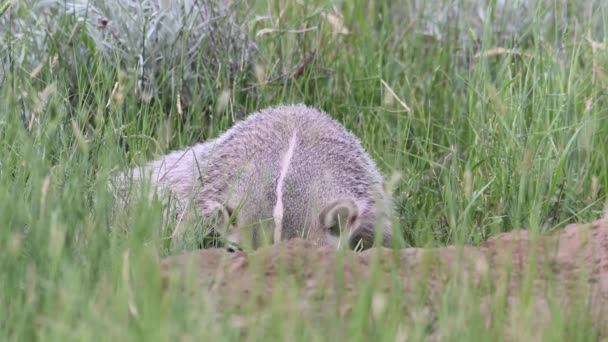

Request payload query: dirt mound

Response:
[161,217,608,336]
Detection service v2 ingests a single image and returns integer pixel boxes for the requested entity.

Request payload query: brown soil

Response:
[161,216,608,337]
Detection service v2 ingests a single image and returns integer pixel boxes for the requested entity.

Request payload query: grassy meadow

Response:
[1,0,607,340]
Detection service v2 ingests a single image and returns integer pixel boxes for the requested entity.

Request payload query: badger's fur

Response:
[112,104,394,250]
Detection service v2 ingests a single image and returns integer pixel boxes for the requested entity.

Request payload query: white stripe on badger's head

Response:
[272,131,299,244]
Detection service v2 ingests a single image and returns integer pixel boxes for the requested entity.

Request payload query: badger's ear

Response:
[319,198,359,236]
[203,201,233,233]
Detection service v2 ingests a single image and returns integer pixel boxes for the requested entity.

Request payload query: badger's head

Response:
[205,197,393,252]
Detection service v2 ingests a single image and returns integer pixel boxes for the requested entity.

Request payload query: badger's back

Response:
[199,104,390,246]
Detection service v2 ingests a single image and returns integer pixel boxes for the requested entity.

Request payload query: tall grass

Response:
[1,0,607,340]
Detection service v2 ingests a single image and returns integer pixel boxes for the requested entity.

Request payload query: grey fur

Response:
[112,104,394,250]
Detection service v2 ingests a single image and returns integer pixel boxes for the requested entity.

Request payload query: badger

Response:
[112,104,394,250]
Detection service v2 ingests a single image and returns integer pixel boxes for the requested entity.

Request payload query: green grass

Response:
[1,0,607,340]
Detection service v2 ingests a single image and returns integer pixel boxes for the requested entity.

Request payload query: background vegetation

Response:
[1,0,607,340]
